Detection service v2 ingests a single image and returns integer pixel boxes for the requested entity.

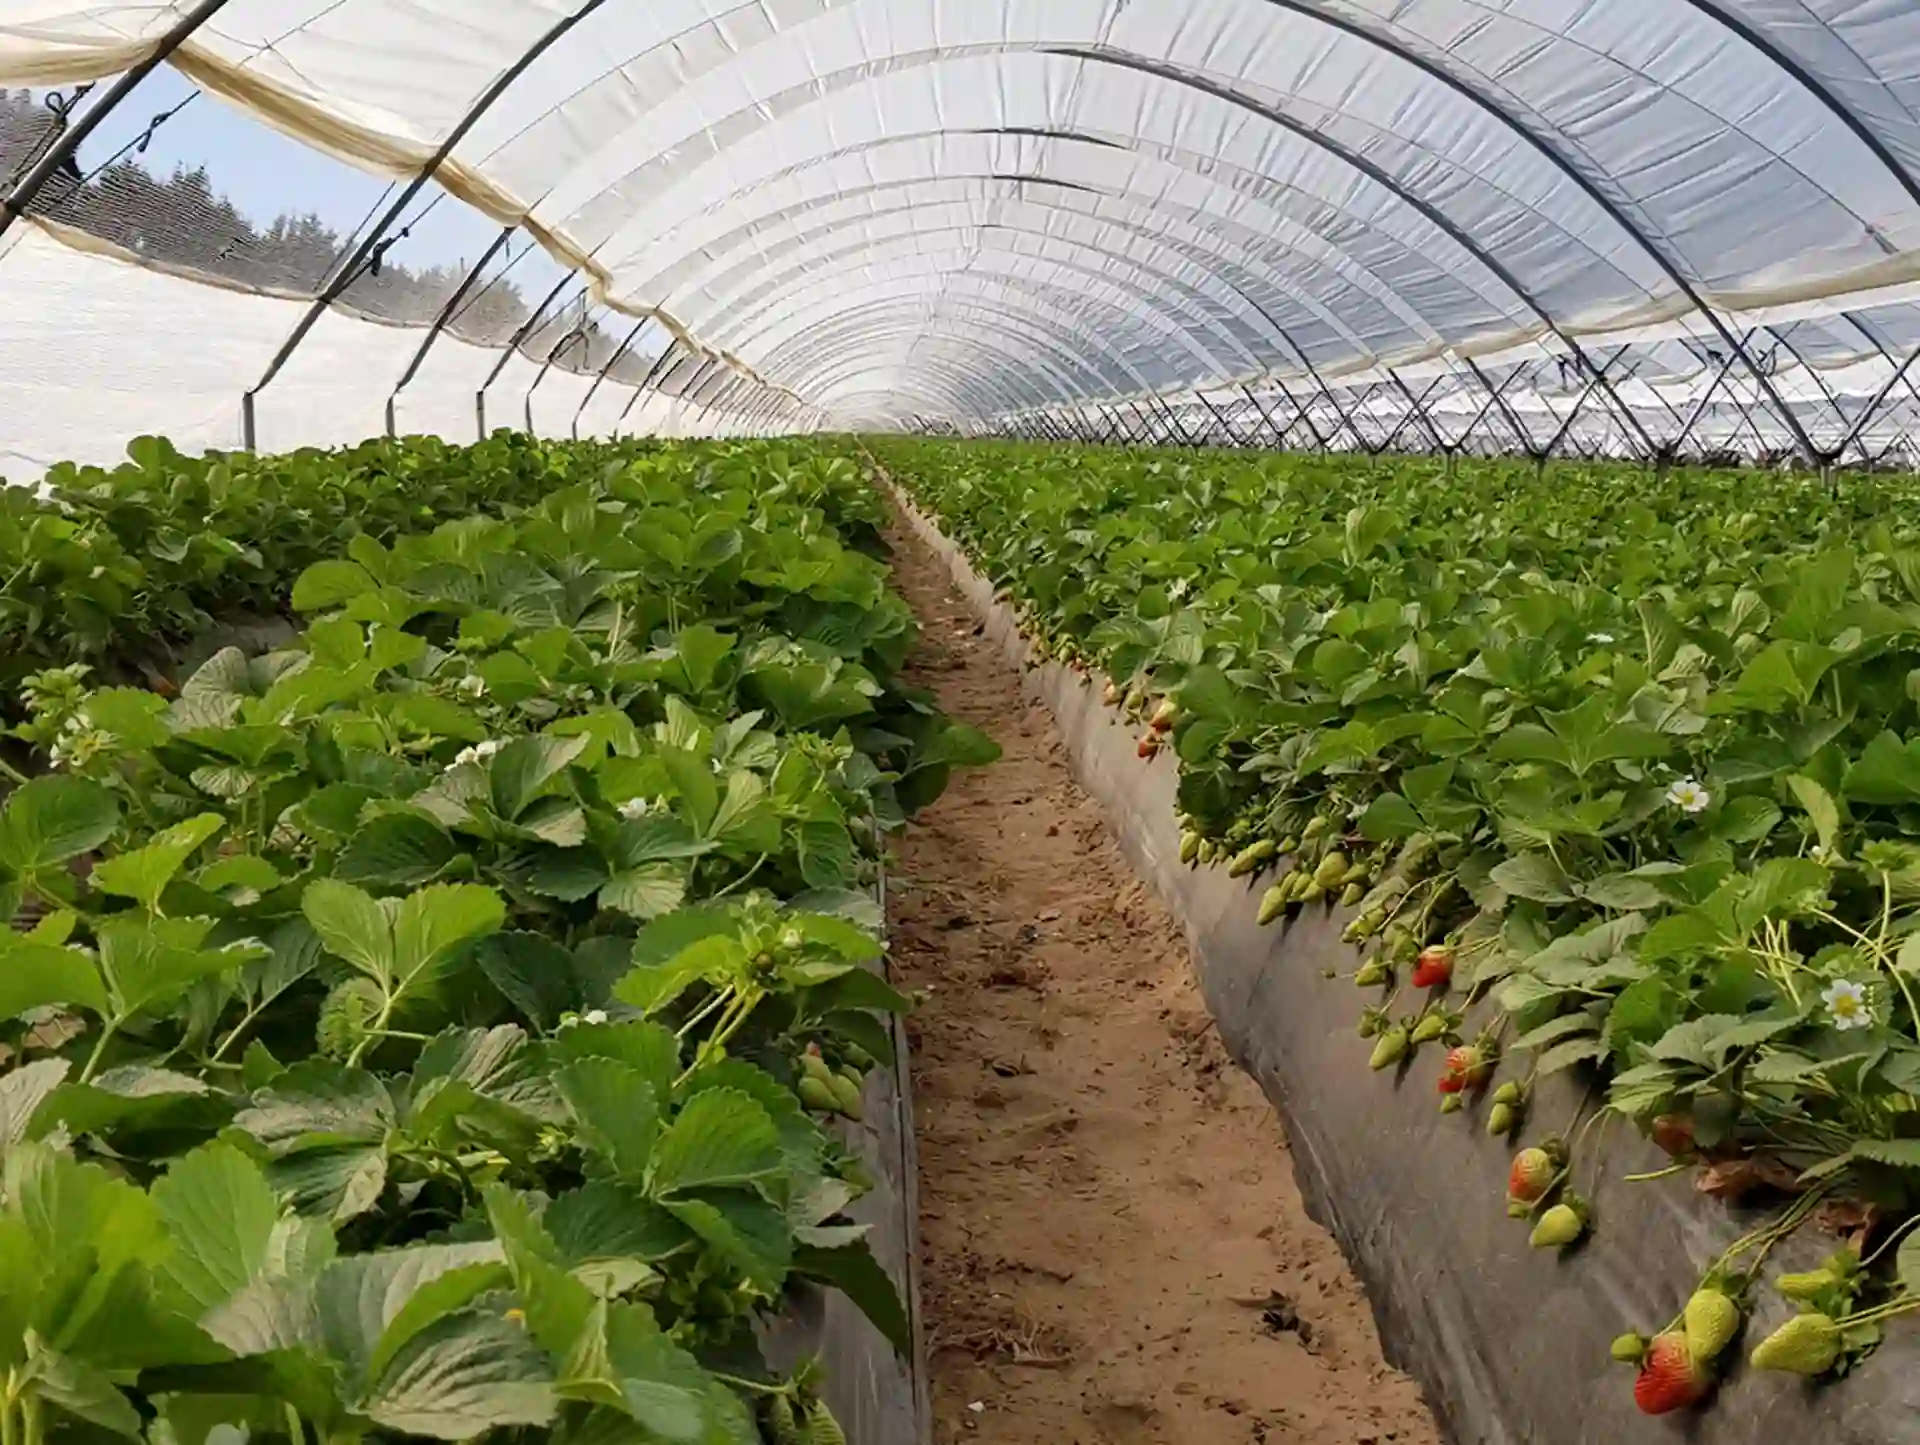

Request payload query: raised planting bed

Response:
[893,475,1920,1445]
[0,438,987,1445]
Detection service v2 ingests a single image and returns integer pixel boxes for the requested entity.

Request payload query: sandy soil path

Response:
[884,513,1444,1445]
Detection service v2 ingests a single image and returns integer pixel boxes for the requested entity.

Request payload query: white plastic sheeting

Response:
[7,0,1920,453]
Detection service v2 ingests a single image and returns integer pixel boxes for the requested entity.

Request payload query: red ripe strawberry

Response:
[1507,1147,1556,1204]
[1137,735,1161,760]
[1439,1045,1490,1095]
[1651,1114,1695,1159]
[1411,945,1454,990]
[1634,1333,1709,1415]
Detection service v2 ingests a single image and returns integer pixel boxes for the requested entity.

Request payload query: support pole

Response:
[241,0,613,448]
[386,224,515,437]
[612,340,686,435]
[0,0,236,244]
[570,315,650,439]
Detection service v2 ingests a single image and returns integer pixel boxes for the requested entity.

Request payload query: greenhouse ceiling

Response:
[6,1,1920,465]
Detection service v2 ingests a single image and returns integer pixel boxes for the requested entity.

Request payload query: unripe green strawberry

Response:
[1357,1013,1382,1039]
[805,1399,847,1445]
[1491,1080,1524,1107]
[1299,880,1326,903]
[1150,698,1180,732]
[1353,959,1390,987]
[801,1050,834,1082]
[1125,685,1148,713]
[1507,1147,1557,1203]
[828,1074,864,1121]
[1486,1102,1518,1137]
[1683,1289,1740,1360]
[1303,816,1329,840]
[1776,1268,1839,1302]
[1339,882,1366,907]
[1229,839,1278,877]
[1313,851,1350,888]
[1749,1312,1842,1376]
[798,1077,839,1113]
[1103,681,1124,707]
[1180,830,1202,864]
[1369,1025,1409,1070]
[1611,1332,1648,1365]
[1276,835,1300,855]
[1530,1203,1585,1249]
[1506,1199,1532,1219]
[1439,1094,1464,1115]
[1409,1012,1448,1044]
[1257,885,1289,926]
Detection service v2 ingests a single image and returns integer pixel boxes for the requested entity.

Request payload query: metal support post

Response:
[386,223,516,437]
[0,0,237,244]
[241,0,613,448]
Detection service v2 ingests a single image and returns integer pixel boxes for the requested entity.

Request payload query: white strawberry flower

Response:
[1665,777,1711,814]
[618,796,654,821]
[1588,631,1616,644]
[454,738,507,768]
[1822,979,1872,1032]
[1168,577,1191,600]
[458,674,487,698]
[582,1009,609,1026]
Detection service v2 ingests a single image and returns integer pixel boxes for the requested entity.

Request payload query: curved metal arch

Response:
[460,0,860,178]
[673,195,1286,362]
[1048,42,1815,458]
[634,169,1381,369]
[782,318,1110,414]
[241,0,617,447]
[639,133,1280,375]
[707,247,1222,390]
[672,144,1264,379]
[625,129,1488,370]
[753,289,1155,404]
[791,317,1140,420]
[1673,0,1920,207]
[827,329,1060,414]
[775,312,1107,415]
[663,177,1305,340]
[555,36,1650,319]
[789,336,1023,417]
[697,222,1270,377]
[726,272,1191,409]
[804,342,1044,418]
[1253,0,1920,232]
[601,121,1536,356]
[753,288,1160,406]
[664,140,1475,363]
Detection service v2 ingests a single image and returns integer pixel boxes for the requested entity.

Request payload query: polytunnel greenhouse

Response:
[7,4,1920,1445]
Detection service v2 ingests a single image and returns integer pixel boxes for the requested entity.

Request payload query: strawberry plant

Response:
[882,435,1920,1408]
[0,437,995,1445]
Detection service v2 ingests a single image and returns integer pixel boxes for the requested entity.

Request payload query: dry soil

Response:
[883,513,1444,1445]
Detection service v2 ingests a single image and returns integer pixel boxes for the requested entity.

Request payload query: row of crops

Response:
[876,437,1920,1415]
[0,435,997,1445]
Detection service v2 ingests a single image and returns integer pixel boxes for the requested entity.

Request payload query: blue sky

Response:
[66,66,554,283]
